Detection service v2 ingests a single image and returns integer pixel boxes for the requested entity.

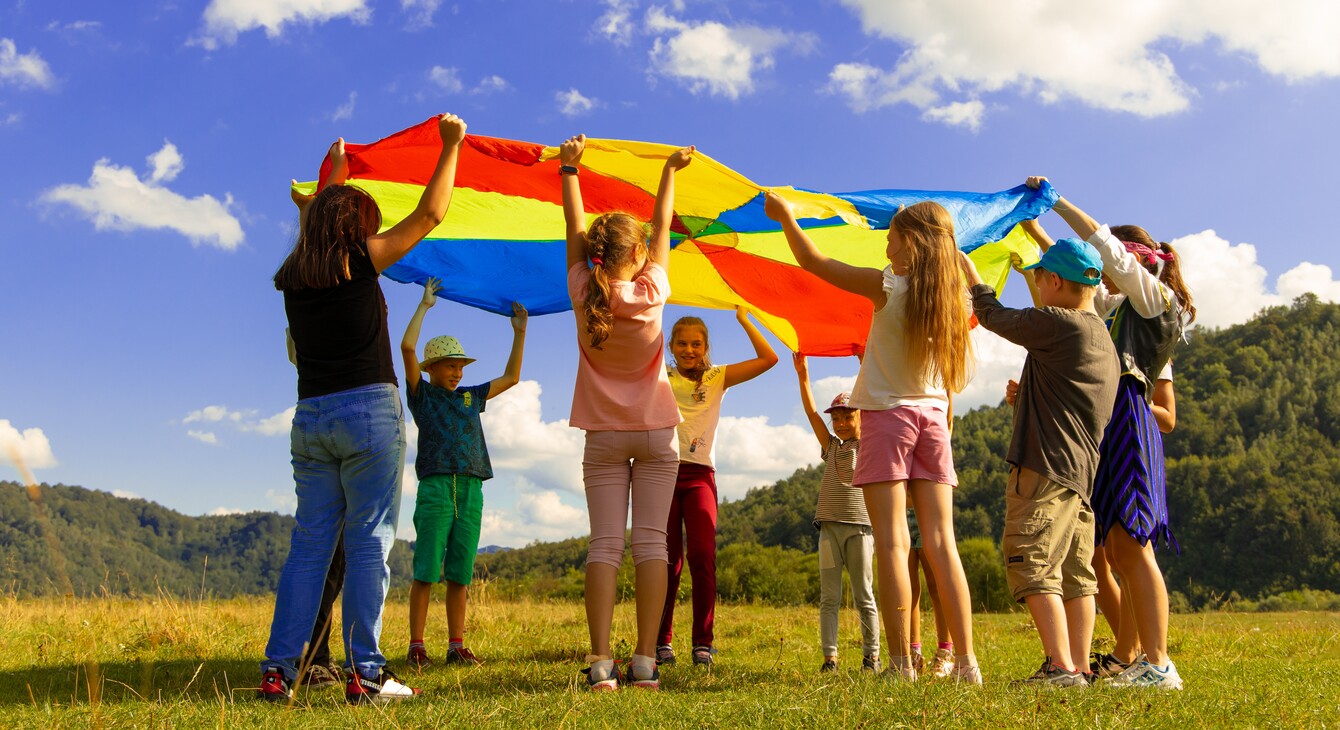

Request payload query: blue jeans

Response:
[262,383,405,681]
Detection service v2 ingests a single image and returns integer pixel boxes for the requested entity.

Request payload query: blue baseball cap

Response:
[1023,237,1103,286]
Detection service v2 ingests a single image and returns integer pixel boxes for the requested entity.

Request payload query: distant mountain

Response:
[477,545,511,555]
[0,484,413,598]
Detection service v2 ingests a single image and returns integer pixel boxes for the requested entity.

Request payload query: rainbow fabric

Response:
[294,117,1057,356]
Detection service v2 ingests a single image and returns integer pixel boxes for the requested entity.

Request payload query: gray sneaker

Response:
[862,655,882,673]
[1011,658,1087,688]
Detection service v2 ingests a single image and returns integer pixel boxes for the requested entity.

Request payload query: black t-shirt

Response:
[283,246,398,400]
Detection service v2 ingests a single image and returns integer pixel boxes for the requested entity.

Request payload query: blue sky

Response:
[3,0,1338,547]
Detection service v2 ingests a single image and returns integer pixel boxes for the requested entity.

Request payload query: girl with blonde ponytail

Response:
[765,194,982,684]
[560,134,695,691]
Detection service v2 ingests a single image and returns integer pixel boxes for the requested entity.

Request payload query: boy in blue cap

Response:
[958,238,1120,687]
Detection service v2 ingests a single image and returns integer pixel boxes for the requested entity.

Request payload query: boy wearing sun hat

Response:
[959,238,1120,687]
[399,277,528,669]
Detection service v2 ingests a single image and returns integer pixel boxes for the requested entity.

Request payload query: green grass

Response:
[0,589,1337,728]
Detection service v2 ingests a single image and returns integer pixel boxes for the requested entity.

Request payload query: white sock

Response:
[632,653,657,680]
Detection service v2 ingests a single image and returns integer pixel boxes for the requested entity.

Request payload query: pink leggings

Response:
[583,428,680,568]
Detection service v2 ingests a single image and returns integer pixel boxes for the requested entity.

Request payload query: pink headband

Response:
[1121,240,1174,266]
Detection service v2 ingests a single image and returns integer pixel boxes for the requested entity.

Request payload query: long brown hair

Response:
[892,201,973,393]
[274,185,381,291]
[669,316,711,382]
[583,212,649,349]
[1109,224,1197,326]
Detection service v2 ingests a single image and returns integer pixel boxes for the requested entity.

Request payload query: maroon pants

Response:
[657,463,718,647]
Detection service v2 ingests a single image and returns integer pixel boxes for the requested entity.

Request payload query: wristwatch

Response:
[559,164,579,176]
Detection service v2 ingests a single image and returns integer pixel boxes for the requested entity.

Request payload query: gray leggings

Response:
[818,521,881,657]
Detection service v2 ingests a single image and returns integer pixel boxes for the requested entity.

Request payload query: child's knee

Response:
[587,535,627,567]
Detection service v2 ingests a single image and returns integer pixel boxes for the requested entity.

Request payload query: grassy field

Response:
[0,588,1337,728]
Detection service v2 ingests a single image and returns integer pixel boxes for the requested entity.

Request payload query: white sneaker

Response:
[882,657,918,682]
[583,656,619,692]
[952,664,984,685]
[930,648,956,679]
[1106,656,1183,690]
[345,668,420,704]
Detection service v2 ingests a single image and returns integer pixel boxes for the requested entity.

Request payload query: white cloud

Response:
[596,0,636,46]
[194,0,370,49]
[472,75,509,94]
[831,0,1340,126]
[112,489,142,500]
[208,506,246,516]
[245,407,296,436]
[1169,230,1340,330]
[402,0,442,27]
[713,416,817,499]
[645,7,814,99]
[187,430,220,445]
[481,381,584,494]
[184,405,246,424]
[40,141,244,251]
[2,112,20,126]
[427,66,462,94]
[478,487,591,548]
[145,141,184,183]
[516,489,586,529]
[959,327,1028,412]
[556,87,596,117]
[266,488,297,513]
[922,100,985,132]
[0,38,55,89]
[329,91,356,122]
[1,420,57,470]
[812,375,857,409]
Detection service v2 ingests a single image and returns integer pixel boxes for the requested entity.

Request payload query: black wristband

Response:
[559,164,579,176]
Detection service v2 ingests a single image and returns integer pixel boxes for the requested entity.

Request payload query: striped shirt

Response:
[814,436,870,527]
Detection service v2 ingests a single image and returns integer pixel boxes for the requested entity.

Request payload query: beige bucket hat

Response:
[420,335,476,370]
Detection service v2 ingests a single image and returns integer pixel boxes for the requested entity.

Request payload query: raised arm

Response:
[367,114,467,272]
[649,146,695,267]
[1027,176,1099,241]
[792,354,830,451]
[487,302,528,399]
[764,192,885,306]
[400,278,441,397]
[723,307,779,388]
[560,135,588,270]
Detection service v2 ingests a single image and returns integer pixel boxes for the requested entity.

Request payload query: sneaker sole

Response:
[588,679,619,692]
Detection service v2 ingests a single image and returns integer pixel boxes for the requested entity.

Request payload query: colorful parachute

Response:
[295,118,1057,356]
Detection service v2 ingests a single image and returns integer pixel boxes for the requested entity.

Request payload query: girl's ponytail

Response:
[1158,241,1197,327]
[583,219,615,349]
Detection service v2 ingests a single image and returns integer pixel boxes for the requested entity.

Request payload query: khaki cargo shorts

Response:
[1002,467,1097,602]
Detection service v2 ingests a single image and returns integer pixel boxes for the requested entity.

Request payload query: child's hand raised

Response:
[421,277,442,308]
[1024,175,1048,190]
[763,191,793,223]
[438,113,468,147]
[792,352,808,376]
[510,301,528,332]
[560,134,585,166]
[665,145,695,171]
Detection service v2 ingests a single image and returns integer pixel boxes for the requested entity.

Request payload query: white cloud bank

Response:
[830,0,1340,128]
[180,405,295,444]
[644,6,815,99]
[194,0,370,49]
[556,88,596,117]
[40,141,244,250]
[1,420,57,470]
[0,38,55,89]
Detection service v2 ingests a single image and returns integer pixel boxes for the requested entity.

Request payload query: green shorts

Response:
[411,474,484,585]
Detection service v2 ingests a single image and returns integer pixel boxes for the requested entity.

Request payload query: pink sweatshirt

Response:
[567,262,681,431]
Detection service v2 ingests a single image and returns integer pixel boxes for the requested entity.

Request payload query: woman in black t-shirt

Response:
[259,114,467,705]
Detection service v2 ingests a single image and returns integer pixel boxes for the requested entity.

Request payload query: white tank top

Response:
[848,267,949,411]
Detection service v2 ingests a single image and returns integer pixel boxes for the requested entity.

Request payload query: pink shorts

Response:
[851,405,958,487]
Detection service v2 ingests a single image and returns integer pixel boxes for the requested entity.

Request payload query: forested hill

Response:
[5,296,1339,606]
[0,485,414,597]
[480,295,1340,608]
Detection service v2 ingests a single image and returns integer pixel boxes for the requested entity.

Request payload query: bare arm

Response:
[400,278,440,397]
[649,146,695,267]
[559,135,588,270]
[1151,379,1176,433]
[793,354,830,451]
[764,192,885,306]
[487,302,528,399]
[1026,176,1099,241]
[1020,217,1054,252]
[723,307,779,388]
[367,114,467,272]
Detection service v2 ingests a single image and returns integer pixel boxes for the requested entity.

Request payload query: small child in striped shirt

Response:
[794,354,881,673]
